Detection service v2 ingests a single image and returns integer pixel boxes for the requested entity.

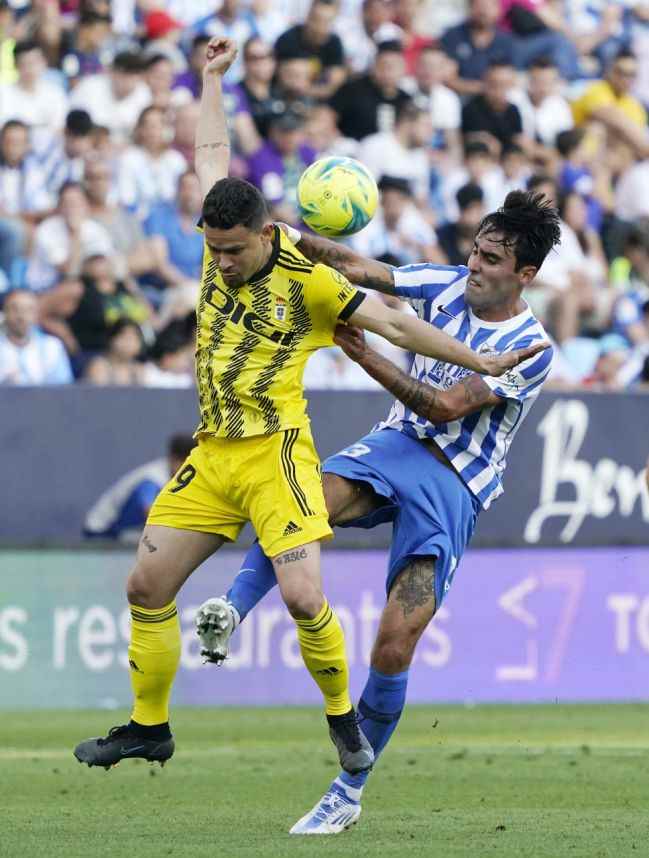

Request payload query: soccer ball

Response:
[297,157,378,237]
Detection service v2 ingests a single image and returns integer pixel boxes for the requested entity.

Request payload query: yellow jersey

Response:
[195,226,365,439]
[571,80,647,128]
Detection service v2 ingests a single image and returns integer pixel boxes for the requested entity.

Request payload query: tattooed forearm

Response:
[296,235,395,293]
[275,547,308,565]
[394,559,435,617]
[356,348,447,423]
[194,142,230,151]
[142,535,157,553]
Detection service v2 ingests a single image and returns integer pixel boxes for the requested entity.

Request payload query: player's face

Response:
[204,222,275,287]
[466,230,536,316]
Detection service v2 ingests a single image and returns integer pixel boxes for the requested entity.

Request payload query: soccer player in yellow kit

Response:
[74,38,546,774]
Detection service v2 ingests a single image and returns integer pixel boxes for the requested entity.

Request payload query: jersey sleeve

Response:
[393,264,469,311]
[483,341,554,403]
[305,263,366,342]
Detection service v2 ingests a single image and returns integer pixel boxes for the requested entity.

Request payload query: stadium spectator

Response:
[0,288,73,385]
[509,56,573,149]
[337,0,404,74]
[188,0,258,82]
[409,44,462,162]
[442,139,504,222]
[38,252,152,363]
[0,119,52,223]
[246,111,317,223]
[273,53,317,120]
[275,0,347,100]
[248,0,290,46]
[499,0,583,81]
[329,40,411,140]
[69,51,151,144]
[440,0,515,97]
[141,328,195,389]
[304,103,358,158]
[555,127,610,232]
[144,172,204,283]
[83,317,145,385]
[143,54,182,112]
[58,10,114,81]
[461,59,528,154]
[571,49,649,161]
[0,40,68,152]
[117,106,187,220]
[358,99,432,203]
[352,175,441,265]
[173,34,209,99]
[231,36,277,140]
[612,222,649,348]
[39,109,95,201]
[26,181,113,293]
[83,433,197,542]
[141,11,186,73]
[172,100,200,166]
[437,182,486,266]
[394,0,436,74]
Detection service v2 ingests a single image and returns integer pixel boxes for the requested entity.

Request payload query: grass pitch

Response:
[3,704,647,858]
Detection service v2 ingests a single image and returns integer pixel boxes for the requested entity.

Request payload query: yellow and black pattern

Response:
[194,227,366,439]
[130,604,178,624]
[280,428,315,516]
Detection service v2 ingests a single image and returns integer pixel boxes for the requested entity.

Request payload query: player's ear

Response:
[517,265,537,289]
[261,222,275,242]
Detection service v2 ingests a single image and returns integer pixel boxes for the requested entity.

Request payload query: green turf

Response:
[2,704,647,858]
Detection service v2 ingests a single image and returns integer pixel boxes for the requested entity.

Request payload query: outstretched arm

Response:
[195,37,238,200]
[334,325,501,422]
[345,294,548,377]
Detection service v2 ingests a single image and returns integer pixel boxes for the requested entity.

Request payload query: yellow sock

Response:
[295,600,351,716]
[128,601,181,726]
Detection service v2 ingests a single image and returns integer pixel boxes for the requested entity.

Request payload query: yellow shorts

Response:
[147,426,332,557]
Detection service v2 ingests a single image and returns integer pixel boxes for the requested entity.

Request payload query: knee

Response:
[371,633,418,674]
[281,581,324,620]
[126,564,159,608]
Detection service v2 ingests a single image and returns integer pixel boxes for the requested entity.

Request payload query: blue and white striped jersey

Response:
[375,263,553,509]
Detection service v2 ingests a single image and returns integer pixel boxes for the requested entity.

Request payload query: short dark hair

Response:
[476,190,561,270]
[202,178,269,231]
[456,182,484,210]
[395,98,424,124]
[612,47,637,65]
[65,109,93,137]
[623,219,649,255]
[529,56,556,72]
[112,51,142,73]
[376,39,403,55]
[13,40,41,60]
[378,174,412,196]
[527,172,556,194]
[555,127,585,157]
[1,118,28,137]
[486,58,514,73]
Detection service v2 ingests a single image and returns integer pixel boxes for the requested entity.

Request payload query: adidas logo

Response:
[316,666,341,676]
[283,521,302,537]
[129,659,143,674]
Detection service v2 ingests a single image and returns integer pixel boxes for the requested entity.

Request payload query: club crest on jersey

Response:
[274,297,287,322]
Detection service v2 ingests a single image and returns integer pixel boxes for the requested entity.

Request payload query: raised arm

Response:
[345,293,548,377]
[195,38,238,200]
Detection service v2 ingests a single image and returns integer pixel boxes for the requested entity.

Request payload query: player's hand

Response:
[481,341,551,376]
[334,324,367,361]
[203,37,237,77]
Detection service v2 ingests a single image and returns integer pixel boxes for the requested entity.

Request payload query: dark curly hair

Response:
[201,177,269,231]
[477,190,561,271]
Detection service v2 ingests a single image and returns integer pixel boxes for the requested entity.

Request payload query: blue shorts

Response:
[323,428,480,607]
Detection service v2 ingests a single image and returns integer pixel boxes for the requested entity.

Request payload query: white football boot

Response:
[289,780,362,835]
[195,596,239,664]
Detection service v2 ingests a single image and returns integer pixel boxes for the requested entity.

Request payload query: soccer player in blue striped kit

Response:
[197,190,561,834]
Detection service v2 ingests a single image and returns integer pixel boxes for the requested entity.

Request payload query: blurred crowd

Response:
[1,0,649,391]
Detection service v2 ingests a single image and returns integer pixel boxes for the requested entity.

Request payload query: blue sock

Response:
[226,540,277,622]
[339,667,409,794]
